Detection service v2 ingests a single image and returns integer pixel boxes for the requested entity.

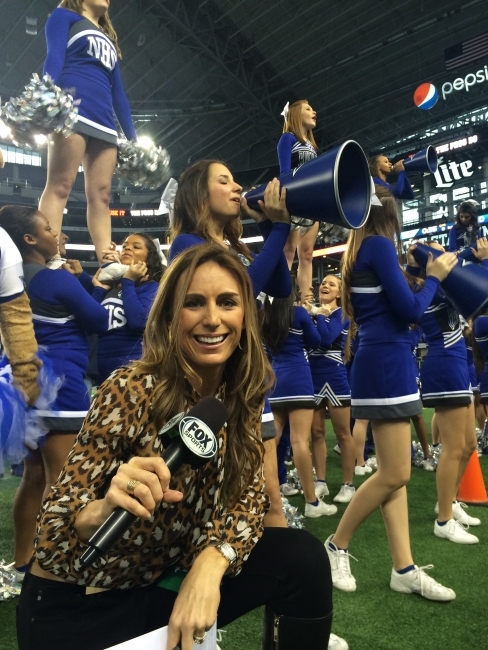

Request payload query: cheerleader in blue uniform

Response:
[0,205,108,579]
[168,159,291,527]
[262,281,338,519]
[448,201,481,253]
[413,242,483,541]
[277,100,320,298]
[463,320,486,432]
[474,310,488,405]
[368,155,414,200]
[408,325,434,470]
[309,275,357,504]
[92,233,164,383]
[325,194,457,600]
[39,1,137,263]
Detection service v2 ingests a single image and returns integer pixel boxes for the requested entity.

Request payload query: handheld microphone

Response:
[80,396,228,568]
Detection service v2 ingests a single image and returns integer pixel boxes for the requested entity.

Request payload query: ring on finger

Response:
[193,631,206,644]
[127,479,141,495]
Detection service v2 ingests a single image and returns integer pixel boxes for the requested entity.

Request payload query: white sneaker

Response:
[422,458,436,471]
[434,518,479,544]
[280,483,298,497]
[333,484,355,503]
[366,456,377,469]
[305,500,338,518]
[333,444,341,455]
[328,632,349,650]
[315,481,330,498]
[324,535,357,592]
[434,501,481,526]
[354,465,371,475]
[390,564,455,601]
[98,262,129,283]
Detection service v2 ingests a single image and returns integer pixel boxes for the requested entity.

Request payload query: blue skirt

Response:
[420,354,472,407]
[269,362,315,409]
[310,356,351,407]
[479,367,488,403]
[350,342,422,419]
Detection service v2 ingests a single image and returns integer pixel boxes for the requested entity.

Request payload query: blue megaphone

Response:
[403,146,438,174]
[412,243,488,319]
[245,140,371,229]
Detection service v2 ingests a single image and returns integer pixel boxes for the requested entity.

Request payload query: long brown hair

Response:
[341,191,403,361]
[129,244,273,506]
[283,100,318,149]
[59,0,122,57]
[171,159,252,263]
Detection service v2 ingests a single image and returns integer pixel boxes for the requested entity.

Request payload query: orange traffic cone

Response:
[457,452,488,507]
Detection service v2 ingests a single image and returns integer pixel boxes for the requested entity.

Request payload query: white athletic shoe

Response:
[354,465,372,475]
[315,481,330,498]
[280,483,298,497]
[305,500,337,518]
[333,484,355,503]
[98,262,129,283]
[328,632,349,650]
[422,457,436,472]
[365,456,377,469]
[434,501,481,526]
[434,518,479,544]
[324,535,357,592]
[333,444,341,455]
[390,564,455,601]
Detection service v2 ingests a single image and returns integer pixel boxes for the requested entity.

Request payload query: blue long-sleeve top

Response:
[269,306,320,367]
[448,224,482,253]
[43,8,136,140]
[92,279,158,367]
[350,236,440,346]
[309,307,349,366]
[373,172,414,200]
[474,315,488,362]
[23,264,108,373]
[277,132,317,174]
[169,220,291,298]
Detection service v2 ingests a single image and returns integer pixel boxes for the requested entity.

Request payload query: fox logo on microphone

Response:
[180,417,218,458]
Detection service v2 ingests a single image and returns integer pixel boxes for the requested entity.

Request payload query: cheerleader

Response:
[325,194,457,600]
[93,233,164,383]
[262,279,337,518]
[309,275,356,503]
[464,320,486,431]
[368,155,414,200]
[278,100,320,298]
[410,242,480,541]
[39,1,137,263]
[448,201,481,254]
[408,325,434,470]
[168,159,291,527]
[0,205,108,578]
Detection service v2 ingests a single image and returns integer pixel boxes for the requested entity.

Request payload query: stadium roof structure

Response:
[2,0,488,179]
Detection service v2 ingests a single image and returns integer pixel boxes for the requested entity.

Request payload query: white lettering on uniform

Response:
[87,35,116,70]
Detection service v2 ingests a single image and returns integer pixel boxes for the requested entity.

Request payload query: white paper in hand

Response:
[105,622,217,649]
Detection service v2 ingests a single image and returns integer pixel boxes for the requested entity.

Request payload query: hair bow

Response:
[155,177,178,225]
[280,102,290,120]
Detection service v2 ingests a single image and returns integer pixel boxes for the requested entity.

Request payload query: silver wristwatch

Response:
[213,542,237,568]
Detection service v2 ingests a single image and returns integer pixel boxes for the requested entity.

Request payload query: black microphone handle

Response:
[80,442,187,568]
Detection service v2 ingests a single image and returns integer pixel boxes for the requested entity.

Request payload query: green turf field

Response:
[1,410,487,650]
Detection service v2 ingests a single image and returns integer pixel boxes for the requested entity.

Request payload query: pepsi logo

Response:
[414,83,439,110]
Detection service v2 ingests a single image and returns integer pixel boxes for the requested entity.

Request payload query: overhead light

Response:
[34,134,48,146]
[138,136,154,150]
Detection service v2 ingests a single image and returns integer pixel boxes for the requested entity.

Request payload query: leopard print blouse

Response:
[34,368,269,589]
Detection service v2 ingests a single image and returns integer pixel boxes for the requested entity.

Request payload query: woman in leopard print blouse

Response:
[17,245,333,650]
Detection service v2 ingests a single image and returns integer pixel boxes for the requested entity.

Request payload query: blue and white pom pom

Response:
[0,73,79,148]
[116,138,171,190]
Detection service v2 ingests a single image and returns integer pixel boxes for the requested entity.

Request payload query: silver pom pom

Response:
[116,138,171,190]
[281,496,305,529]
[316,222,349,246]
[0,73,79,148]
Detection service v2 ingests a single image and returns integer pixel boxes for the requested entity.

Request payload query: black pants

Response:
[17,528,332,650]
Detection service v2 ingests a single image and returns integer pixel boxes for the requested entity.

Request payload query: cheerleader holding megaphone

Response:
[368,155,414,200]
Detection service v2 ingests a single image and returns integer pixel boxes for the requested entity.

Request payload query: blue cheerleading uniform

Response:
[43,8,136,144]
[416,286,471,407]
[372,173,414,200]
[92,279,159,383]
[309,307,351,407]
[349,236,440,419]
[448,224,481,253]
[465,338,479,394]
[277,132,317,229]
[169,221,291,298]
[23,264,108,430]
[474,315,488,403]
[268,306,320,409]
